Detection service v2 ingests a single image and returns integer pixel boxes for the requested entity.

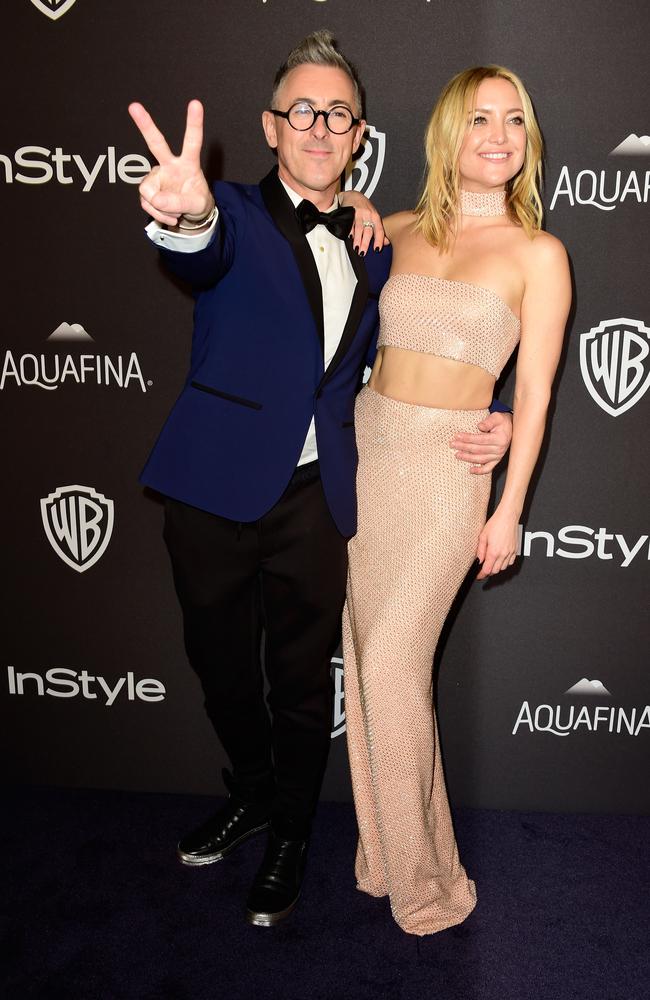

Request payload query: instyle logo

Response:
[517,524,648,568]
[344,125,386,199]
[28,0,78,19]
[579,318,650,417]
[1,324,151,393]
[0,146,151,192]
[549,134,650,211]
[7,666,165,704]
[41,485,114,573]
[512,679,649,738]
[331,656,345,739]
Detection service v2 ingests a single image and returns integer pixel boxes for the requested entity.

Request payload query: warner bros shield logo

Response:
[28,0,77,20]
[344,125,386,199]
[580,318,650,417]
[41,485,114,572]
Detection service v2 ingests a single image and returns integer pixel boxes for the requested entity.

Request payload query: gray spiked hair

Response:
[270,29,363,116]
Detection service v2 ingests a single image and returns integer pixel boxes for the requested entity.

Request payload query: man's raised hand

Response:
[128,99,214,227]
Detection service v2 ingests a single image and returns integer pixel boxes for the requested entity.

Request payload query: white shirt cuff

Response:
[145,211,219,253]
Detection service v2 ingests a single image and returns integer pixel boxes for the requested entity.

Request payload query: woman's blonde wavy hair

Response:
[415,65,544,251]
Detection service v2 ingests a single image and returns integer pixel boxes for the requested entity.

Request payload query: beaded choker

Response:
[460,188,507,217]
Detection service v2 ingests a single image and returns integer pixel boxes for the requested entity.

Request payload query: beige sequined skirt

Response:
[343,385,491,936]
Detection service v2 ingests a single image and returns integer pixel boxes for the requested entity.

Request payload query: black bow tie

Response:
[296,199,355,240]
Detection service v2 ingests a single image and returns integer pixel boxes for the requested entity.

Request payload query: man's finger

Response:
[453,444,501,456]
[128,102,174,164]
[468,460,497,475]
[453,444,500,458]
[476,412,505,432]
[451,431,501,446]
[180,99,205,165]
[152,192,199,216]
[138,167,162,206]
[140,196,180,227]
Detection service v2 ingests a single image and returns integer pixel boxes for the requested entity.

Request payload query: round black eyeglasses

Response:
[270,102,360,135]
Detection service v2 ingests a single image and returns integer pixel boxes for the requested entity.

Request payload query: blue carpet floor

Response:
[1,787,648,1000]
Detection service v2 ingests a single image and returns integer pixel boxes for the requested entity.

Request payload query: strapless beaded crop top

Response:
[377,272,521,379]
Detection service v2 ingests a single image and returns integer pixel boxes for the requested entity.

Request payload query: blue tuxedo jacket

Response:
[141,167,391,537]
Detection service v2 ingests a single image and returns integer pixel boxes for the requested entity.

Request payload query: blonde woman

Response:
[343,66,571,935]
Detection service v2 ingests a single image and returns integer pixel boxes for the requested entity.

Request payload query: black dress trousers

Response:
[162,464,348,838]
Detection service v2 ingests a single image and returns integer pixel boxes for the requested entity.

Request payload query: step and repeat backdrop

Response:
[3,0,648,814]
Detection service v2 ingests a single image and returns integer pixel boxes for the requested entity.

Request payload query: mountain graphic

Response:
[46,322,94,342]
[564,678,612,696]
[609,134,650,156]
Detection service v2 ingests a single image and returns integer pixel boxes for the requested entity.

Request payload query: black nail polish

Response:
[360,250,365,257]
[354,245,359,253]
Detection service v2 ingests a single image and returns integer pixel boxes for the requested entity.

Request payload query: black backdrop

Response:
[3,0,649,815]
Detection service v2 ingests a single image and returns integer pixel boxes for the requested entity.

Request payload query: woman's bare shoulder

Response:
[522,229,569,276]
[384,210,418,243]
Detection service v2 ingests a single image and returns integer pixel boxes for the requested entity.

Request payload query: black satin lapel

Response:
[319,241,369,385]
[259,167,324,352]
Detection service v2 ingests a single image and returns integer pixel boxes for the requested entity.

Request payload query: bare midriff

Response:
[369,346,495,410]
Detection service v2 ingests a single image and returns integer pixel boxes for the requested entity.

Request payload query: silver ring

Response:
[362,220,375,228]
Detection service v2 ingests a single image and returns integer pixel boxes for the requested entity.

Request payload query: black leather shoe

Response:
[245,831,308,926]
[177,774,271,866]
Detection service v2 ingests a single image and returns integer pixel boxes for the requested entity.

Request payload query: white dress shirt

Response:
[145,179,357,466]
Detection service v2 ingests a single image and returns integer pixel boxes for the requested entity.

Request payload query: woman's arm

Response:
[476,233,571,578]
[338,189,390,253]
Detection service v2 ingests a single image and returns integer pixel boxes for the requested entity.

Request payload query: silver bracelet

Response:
[177,203,217,231]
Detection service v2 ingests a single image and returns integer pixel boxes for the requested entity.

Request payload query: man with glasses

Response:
[129,30,510,927]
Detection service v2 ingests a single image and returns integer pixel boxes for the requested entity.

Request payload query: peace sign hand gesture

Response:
[128,99,214,227]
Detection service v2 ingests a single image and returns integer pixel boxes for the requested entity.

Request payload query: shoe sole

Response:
[245,893,300,927]
[176,822,270,866]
